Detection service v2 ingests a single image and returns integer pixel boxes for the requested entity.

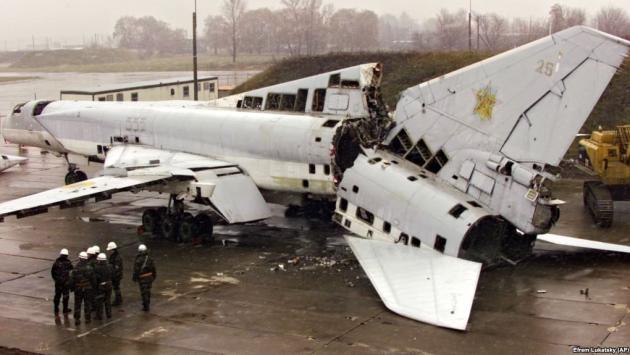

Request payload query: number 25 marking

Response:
[536,60,555,77]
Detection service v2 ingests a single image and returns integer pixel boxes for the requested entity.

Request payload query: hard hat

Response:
[138,244,147,252]
[60,248,69,256]
[107,242,117,251]
[79,251,88,259]
[87,247,95,255]
[93,245,101,254]
[97,253,107,261]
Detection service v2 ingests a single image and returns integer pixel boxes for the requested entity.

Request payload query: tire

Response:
[142,209,158,234]
[74,170,88,182]
[64,170,88,185]
[161,215,180,241]
[179,213,196,243]
[194,214,214,244]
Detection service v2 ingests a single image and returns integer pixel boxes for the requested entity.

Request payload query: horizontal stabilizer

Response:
[537,233,630,253]
[345,236,481,330]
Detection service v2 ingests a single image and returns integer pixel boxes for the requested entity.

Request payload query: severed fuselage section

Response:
[2,26,630,331]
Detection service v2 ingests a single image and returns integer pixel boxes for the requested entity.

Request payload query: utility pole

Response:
[32,35,35,51]
[193,0,199,101]
[468,0,472,52]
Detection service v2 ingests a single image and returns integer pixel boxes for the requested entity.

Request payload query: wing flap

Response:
[345,236,481,330]
[205,173,271,223]
[537,233,630,253]
[0,175,169,220]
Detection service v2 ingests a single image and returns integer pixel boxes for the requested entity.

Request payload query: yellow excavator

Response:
[578,125,630,227]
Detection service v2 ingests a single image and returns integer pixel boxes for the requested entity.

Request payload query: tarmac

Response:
[0,143,629,355]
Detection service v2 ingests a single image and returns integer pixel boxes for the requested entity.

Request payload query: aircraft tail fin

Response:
[392,26,630,166]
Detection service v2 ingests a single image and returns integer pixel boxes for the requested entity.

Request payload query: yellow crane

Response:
[578,125,630,227]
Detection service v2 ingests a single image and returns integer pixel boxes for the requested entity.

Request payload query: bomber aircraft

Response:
[1,26,630,330]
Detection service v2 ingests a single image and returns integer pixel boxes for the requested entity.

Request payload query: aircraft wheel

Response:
[161,215,180,242]
[142,209,159,234]
[179,213,196,243]
[64,170,88,185]
[194,214,214,244]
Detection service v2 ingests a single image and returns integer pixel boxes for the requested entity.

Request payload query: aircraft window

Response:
[266,93,281,110]
[97,145,103,154]
[426,150,449,174]
[237,99,243,108]
[324,164,331,175]
[419,173,427,179]
[98,97,106,102]
[12,103,25,114]
[411,237,421,248]
[344,219,351,228]
[407,176,418,182]
[328,73,341,87]
[339,198,348,212]
[434,235,446,253]
[302,179,309,188]
[341,80,360,88]
[322,119,339,128]
[183,86,190,97]
[32,101,52,116]
[389,129,413,156]
[383,221,391,233]
[368,157,382,164]
[280,94,296,111]
[396,233,409,245]
[333,212,343,223]
[356,207,374,225]
[252,96,263,109]
[352,185,359,193]
[391,160,399,164]
[309,164,316,174]
[312,89,326,112]
[449,204,467,218]
[131,93,139,101]
[468,200,482,208]
[116,93,124,101]
[315,137,322,142]
[170,88,175,96]
[243,96,253,108]
[295,89,308,112]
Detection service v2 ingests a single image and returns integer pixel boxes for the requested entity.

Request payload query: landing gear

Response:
[63,157,87,185]
[141,194,214,244]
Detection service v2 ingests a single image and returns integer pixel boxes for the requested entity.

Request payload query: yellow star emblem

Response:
[473,84,497,121]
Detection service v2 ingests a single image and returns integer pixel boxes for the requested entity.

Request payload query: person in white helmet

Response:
[51,248,73,316]
[69,251,96,326]
[107,241,123,306]
[94,253,113,320]
[132,244,156,311]
[85,246,98,316]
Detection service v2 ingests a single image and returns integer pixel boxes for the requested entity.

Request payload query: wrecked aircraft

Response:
[1,26,630,330]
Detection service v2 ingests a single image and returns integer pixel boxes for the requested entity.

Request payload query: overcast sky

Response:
[1,0,629,49]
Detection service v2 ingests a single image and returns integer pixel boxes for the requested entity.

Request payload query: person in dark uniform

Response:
[86,246,97,318]
[69,251,96,326]
[132,244,156,312]
[93,253,113,320]
[107,241,123,306]
[51,248,73,316]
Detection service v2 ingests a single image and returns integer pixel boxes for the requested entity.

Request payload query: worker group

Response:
[50,242,156,326]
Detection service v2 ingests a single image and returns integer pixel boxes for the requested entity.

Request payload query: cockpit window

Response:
[33,101,53,116]
[12,103,26,114]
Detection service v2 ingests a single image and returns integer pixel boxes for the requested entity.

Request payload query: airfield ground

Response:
[0,143,628,354]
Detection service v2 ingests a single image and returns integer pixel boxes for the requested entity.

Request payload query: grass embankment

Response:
[234,52,630,131]
[1,48,277,72]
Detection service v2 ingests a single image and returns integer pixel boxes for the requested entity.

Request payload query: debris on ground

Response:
[536,289,547,294]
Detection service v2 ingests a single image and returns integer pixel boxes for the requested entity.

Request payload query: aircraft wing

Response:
[537,233,630,253]
[0,154,27,173]
[345,236,481,331]
[0,174,172,221]
[0,145,271,224]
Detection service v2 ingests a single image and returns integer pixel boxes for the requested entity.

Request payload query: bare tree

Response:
[549,4,585,33]
[477,13,508,51]
[592,6,630,37]
[222,0,246,63]
[433,9,468,51]
[203,15,230,55]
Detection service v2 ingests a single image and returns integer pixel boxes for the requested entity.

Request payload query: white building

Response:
[60,76,218,102]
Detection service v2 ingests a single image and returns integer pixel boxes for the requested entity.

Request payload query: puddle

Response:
[133,326,168,340]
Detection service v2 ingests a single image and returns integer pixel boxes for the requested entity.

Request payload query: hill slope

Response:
[233,52,630,131]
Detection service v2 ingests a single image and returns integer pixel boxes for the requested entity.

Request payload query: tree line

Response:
[112,1,630,61]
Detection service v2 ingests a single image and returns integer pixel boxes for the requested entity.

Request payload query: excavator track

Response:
[583,181,614,228]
